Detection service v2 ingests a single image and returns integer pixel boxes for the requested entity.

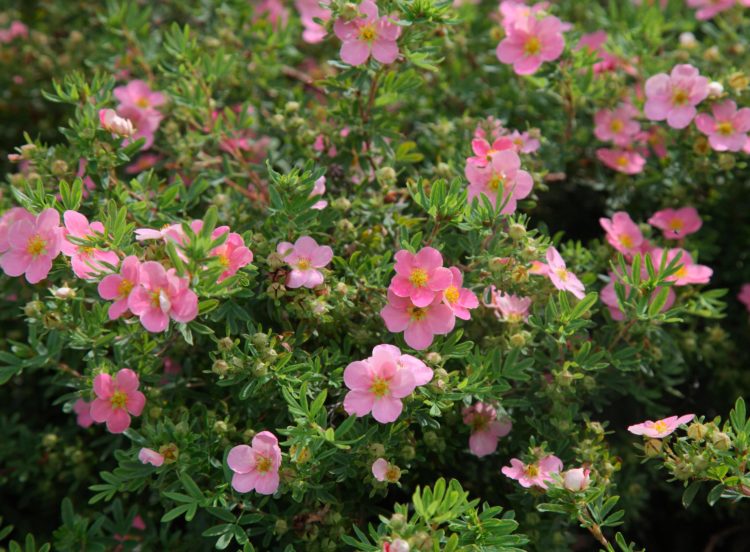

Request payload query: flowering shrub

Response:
[1,1,750,551]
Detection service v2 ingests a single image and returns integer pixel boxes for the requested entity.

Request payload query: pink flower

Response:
[73,399,94,428]
[98,255,141,320]
[474,116,506,141]
[381,290,455,350]
[117,104,162,150]
[0,208,62,284]
[99,109,134,137]
[112,81,166,151]
[644,64,709,129]
[695,100,750,152]
[295,0,331,43]
[90,369,146,434]
[563,467,591,491]
[486,287,532,322]
[576,30,607,53]
[507,130,541,153]
[210,228,253,282]
[467,137,514,167]
[496,14,566,75]
[648,207,702,239]
[739,284,750,312]
[372,344,433,386]
[310,176,328,210]
[127,261,199,332]
[334,0,401,66]
[599,212,644,257]
[650,248,712,286]
[371,458,400,482]
[596,148,646,175]
[601,270,675,321]
[113,80,166,112]
[465,149,534,212]
[390,247,453,308]
[502,454,563,489]
[545,246,585,299]
[227,431,282,494]
[499,1,550,32]
[0,207,34,253]
[138,448,165,467]
[628,414,695,438]
[60,211,119,279]
[277,236,333,289]
[442,267,479,320]
[462,402,512,457]
[125,154,161,174]
[687,0,735,20]
[254,0,290,27]
[594,104,641,146]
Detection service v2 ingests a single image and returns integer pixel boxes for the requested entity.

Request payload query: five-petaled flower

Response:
[628,414,695,438]
[90,368,146,434]
[227,431,282,494]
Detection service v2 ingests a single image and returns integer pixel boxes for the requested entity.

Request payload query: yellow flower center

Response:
[672,89,689,106]
[620,234,634,249]
[117,279,134,297]
[385,465,401,482]
[26,235,46,257]
[110,390,128,409]
[359,24,377,42]
[151,290,162,308]
[136,97,150,108]
[218,254,230,267]
[716,121,734,135]
[407,306,428,321]
[616,155,629,167]
[555,268,569,282]
[256,455,272,473]
[445,286,459,304]
[524,36,541,55]
[370,377,390,398]
[488,173,506,192]
[524,464,539,478]
[652,421,668,434]
[668,218,684,231]
[471,416,488,431]
[297,258,311,270]
[610,119,624,133]
[674,265,688,279]
[409,268,428,287]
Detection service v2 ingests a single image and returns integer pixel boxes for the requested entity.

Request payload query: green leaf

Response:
[682,481,701,509]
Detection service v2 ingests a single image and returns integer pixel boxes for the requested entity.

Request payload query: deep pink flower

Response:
[739,284,750,312]
[98,255,141,320]
[0,207,34,253]
[650,248,712,286]
[687,0,735,20]
[138,448,165,467]
[467,137,514,167]
[0,208,62,284]
[599,211,644,257]
[563,467,591,491]
[277,236,333,289]
[372,344,433,387]
[486,287,531,322]
[628,414,695,438]
[644,64,709,129]
[496,14,566,75]
[295,0,331,43]
[390,247,453,308]
[695,100,750,152]
[545,246,585,299]
[227,431,282,494]
[90,369,146,434]
[334,0,401,66]
[462,402,512,457]
[442,267,479,320]
[127,261,199,332]
[60,211,119,279]
[601,270,675,321]
[502,454,563,489]
[648,207,702,239]
[210,228,253,282]
[73,399,94,428]
[596,148,646,175]
[380,290,455,350]
[594,104,641,146]
[113,80,166,112]
[465,149,534,212]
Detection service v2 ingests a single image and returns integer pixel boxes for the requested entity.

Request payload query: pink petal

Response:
[371,39,398,64]
[343,360,372,390]
[89,398,113,422]
[116,368,140,392]
[254,471,280,495]
[106,409,131,433]
[126,391,146,416]
[371,396,403,423]
[343,389,375,416]
[228,445,254,474]
[341,40,371,66]
[231,471,259,493]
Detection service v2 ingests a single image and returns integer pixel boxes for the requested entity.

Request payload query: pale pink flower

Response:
[739,284,750,312]
[694,100,750,152]
[277,236,333,289]
[499,1,550,32]
[113,80,166,112]
[563,467,591,491]
[462,402,512,457]
[486,287,531,322]
[465,149,534,212]
[254,0,290,27]
[502,454,563,489]
[210,228,253,282]
[496,14,566,75]
[687,0,735,20]
[99,109,134,137]
[650,248,712,286]
[467,137,514,167]
[545,246,585,299]
[648,207,702,239]
[0,207,34,253]
[295,0,331,43]
[371,458,400,482]
[390,247,453,308]
[596,148,646,175]
[380,290,455,350]
[227,431,282,494]
[60,211,119,279]
[442,267,479,320]
[334,0,401,66]
[90,368,146,434]
[310,176,328,210]
[138,447,165,467]
[507,130,541,153]
[644,64,709,129]
[0,208,62,284]
[594,104,641,146]
[576,30,607,53]
[601,270,675,321]
[127,261,199,332]
[117,104,162,150]
[98,255,141,320]
[73,398,94,428]
[599,211,644,256]
[343,349,416,423]
[628,414,695,438]
[372,344,433,386]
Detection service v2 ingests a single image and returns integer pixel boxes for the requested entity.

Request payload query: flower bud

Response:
[678,32,696,49]
[435,162,452,178]
[251,332,269,349]
[369,443,386,457]
[51,159,69,175]
[267,282,286,298]
[274,519,288,535]
[703,46,720,62]
[387,538,410,552]
[332,197,351,211]
[401,445,416,460]
[711,431,731,451]
[509,332,527,348]
[42,433,59,448]
[707,81,724,98]
[389,513,407,532]
[20,143,37,159]
[213,420,229,434]
[563,467,591,492]
[24,300,44,318]
[718,153,735,171]
[159,443,180,463]
[644,438,662,457]
[687,422,707,441]
[376,166,397,187]
[212,359,230,376]
[508,223,527,241]
[217,337,234,351]
[99,109,134,137]
[728,71,749,91]
[284,101,300,114]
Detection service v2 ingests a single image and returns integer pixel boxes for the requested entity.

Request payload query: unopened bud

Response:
[679,32,696,49]
[212,359,230,376]
[711,431,731,451]
[508,223,527,241]
[644,438,662,457]
[707,81,724,98]
[687,422,707,441]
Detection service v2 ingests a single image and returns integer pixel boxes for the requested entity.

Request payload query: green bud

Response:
[212,359,230,376]
[508,223,527,241]
[687,422,707,441]
[217,337,234,352]
[376,166,397,187]
[368,443,386,457]
[711,431,731,451]
[274,519,289,535]
[51,159,69,175]
[332,197,351,211]
[251,332,269,349]
[644,438,662,457]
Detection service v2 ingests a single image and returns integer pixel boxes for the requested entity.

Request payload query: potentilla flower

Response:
[594,104,641,146]
[599,211,644,257]
[383,539,410,552]
[127,261,199,332]
[99,109,135,137]
[227,431,282,495]
[545,246,585,299]
[210,228,253,283]
[98,255,141,320]
[576,30,607,53]
[686,0,735,20]
[644,64,709,129]
[628,414,695,438]
[467,137,514,167]
[0,208,63,284]
[486,287,532,322]
[738,284,750,312]
[277,236,333,289]
[694,100,750,152]
[507,129,541,153]
[73,398,94,428]
[465,150,534,212]
[601,270,675,321]
[499,1,550,32]
[90,368,146,434]
[562,467,591,491]
[138,447,165,467]
[333,0,401,66]
[113,80,167,112]
[390,247,453,308]
[648,206,702,239]
[650,247,712,286]
[310,176,328,210]
[636,127,668,159]
[295,0,331,43]
[372,458,401,482]
[117,104,162,150]
[442,267,479,320]
[501,454,563,489]
[60,210,119,280]
[462,402,512,457]
[343,350,417,423]
[254,0,290,26]
[371,344,433,387]
[596,148,646,174]
[380,290,456,350]
[496,14,566,75]
[0,207,33,253]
